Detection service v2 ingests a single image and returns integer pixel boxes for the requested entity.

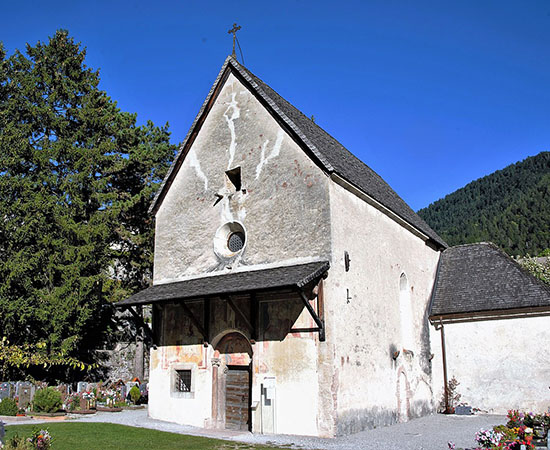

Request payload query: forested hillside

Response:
[418,152,550,256]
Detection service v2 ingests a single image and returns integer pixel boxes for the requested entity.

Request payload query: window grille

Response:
[227,231,245,252]
[175,369,191,392]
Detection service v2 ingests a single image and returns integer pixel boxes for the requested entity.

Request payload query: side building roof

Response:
[430,242,550,321]
[150,56,446,249]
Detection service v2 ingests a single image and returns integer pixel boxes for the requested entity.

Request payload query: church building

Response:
[118,55,550,437]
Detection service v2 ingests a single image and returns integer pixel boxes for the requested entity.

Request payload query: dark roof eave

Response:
[118,284,298,308]
[429,305,550,324]
[116,261,330,307]
[431,243,550,317]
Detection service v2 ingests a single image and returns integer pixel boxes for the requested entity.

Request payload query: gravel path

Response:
[2,409,505,449]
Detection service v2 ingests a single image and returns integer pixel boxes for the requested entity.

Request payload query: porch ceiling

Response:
[116,261,329,307]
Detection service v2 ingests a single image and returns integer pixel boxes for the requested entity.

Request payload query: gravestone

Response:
[15,382,34,408]
[118,385,127,401]
[57,384,69,404]
[139,383,148,396]
[0,420,5,445]
[79,396,88,411]
[455,405,472,415]
[77,382,88,393]
[0,382,14,401]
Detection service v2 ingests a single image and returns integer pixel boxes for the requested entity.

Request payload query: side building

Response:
[429,243,550,414]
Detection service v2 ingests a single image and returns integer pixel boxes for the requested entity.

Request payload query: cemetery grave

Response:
[0,377,147,417]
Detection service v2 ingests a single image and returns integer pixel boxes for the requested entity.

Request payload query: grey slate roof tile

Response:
[149,56,446,248]
[430,242,550,317]
[117,261,329,306]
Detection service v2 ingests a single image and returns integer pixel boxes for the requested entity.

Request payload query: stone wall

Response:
[100,340,150,382]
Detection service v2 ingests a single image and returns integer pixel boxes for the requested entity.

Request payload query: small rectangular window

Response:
[175,369,192,393]
[225,167,242,191]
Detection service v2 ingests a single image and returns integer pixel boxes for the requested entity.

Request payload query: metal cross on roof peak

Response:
[228,23,241,58]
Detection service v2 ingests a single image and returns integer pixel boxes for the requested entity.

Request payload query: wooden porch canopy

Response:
[116,261,330,342]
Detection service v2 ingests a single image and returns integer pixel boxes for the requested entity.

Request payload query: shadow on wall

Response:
[419,299,433,376]
[158,288,314,348]
[335,399,433,436]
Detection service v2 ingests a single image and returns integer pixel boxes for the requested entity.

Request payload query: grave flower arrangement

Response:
[0,428,52,450]
[28,429,52,450]
[65,393,80,412]
[523,411,550,439]
[447,409,547,450]
[82,391,95,410]
[474,429,503,448]
[104,389,117,407]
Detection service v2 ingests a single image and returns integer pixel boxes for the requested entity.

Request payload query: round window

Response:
[213,221,247,259]
[227,232,245,252]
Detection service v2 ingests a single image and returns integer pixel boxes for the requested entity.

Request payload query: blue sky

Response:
[3,0,549,210]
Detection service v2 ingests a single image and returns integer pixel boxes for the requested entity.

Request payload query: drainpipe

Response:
[435,318,450,414]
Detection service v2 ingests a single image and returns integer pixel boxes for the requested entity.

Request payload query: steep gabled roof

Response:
[150,56,446,248]
[430,242,550,319]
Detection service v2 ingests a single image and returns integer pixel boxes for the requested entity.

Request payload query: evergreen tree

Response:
[0,30,175,379]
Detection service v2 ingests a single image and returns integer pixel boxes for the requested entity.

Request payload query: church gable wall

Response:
[153,73,331,283]
[323,181,440,435]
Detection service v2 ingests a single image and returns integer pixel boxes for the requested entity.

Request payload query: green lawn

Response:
[4,423,289,450]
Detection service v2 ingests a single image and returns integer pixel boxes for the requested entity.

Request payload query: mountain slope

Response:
[417,152,550,256]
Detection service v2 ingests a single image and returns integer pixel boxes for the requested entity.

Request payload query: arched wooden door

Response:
[213,332,252,431]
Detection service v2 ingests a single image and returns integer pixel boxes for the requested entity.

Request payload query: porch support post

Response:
[435,318,449,414]
[250,292,258,343]
[297,289,326,342]
[204,298,211,347]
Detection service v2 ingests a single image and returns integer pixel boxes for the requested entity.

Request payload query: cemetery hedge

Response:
[32,388,62,413]
[4,423,289,450]
[0,397,18,416]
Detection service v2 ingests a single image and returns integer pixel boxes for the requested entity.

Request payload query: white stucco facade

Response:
[430,315,550,414]
[323,180,440,434]
[148,70,331,436]
[153,72,331,285]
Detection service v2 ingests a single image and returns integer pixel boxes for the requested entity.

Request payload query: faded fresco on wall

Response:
[214,332,252,366]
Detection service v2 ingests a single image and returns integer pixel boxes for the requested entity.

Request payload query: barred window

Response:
[175,370,191,392]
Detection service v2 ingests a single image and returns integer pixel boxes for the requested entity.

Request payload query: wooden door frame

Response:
[226,363,252,432]
[211,331,254,431]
